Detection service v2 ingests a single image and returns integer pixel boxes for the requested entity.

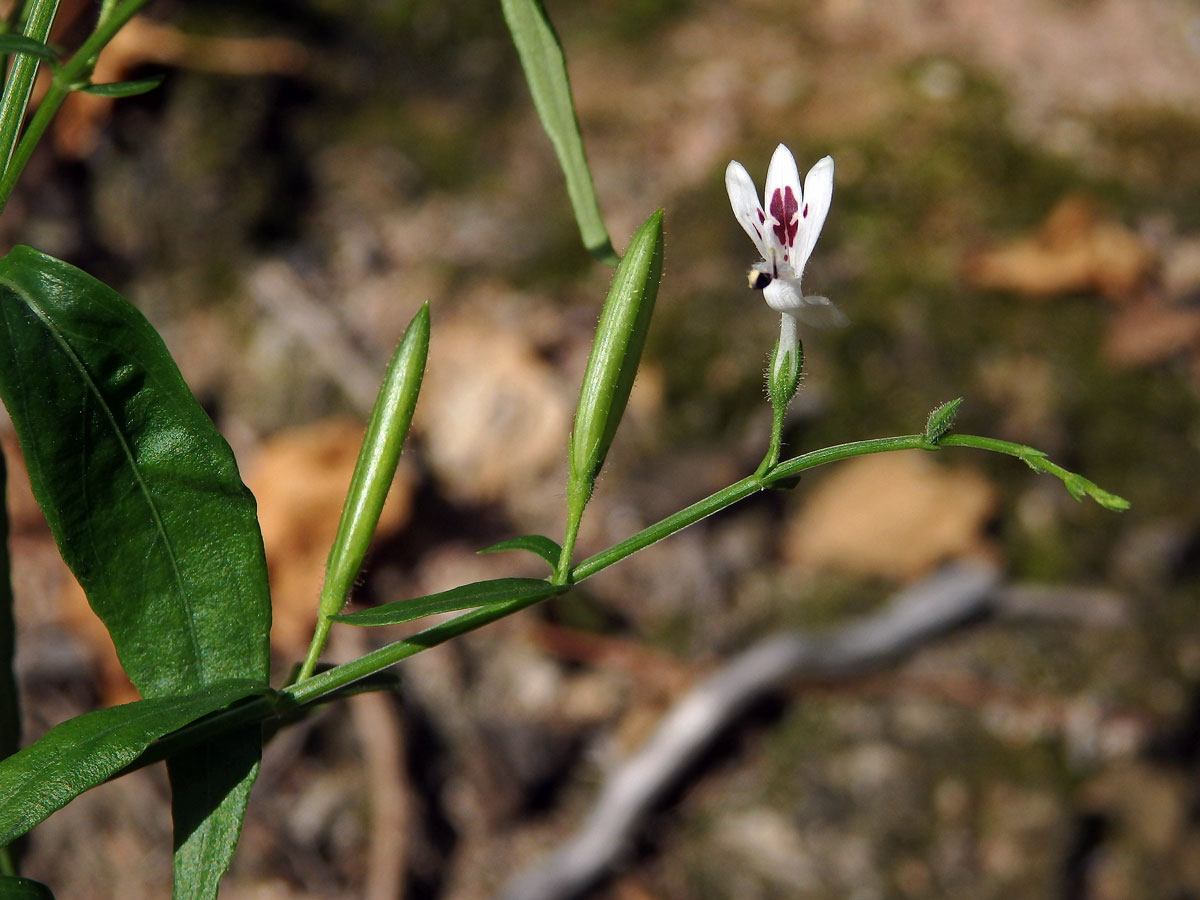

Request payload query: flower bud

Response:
[768,311,803,412]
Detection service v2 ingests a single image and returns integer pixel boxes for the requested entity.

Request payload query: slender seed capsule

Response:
[567,210,664,510]
[320,303,430,619]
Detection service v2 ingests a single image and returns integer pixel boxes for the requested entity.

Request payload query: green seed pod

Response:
[567,209,664,515]
[319,303,430,619]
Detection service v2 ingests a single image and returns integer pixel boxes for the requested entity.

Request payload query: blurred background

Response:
[3,0,1200,897]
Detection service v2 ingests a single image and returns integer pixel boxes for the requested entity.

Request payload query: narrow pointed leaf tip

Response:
[1064,474,1131,511]
[924,397,963,444]
[321,303,430,619]
[78,74,165,97]
[478,535,563,570]
[500,0,616,264]
[1023,453,1130,511]
[568,209,664,510]
[333,578,566,626]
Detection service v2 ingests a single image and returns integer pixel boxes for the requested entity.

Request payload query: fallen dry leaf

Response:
[782,451,998,581]
[247,417,414,660]
[963,195,1153,300]
[1104,299,1200,368]
[414,317,570,506]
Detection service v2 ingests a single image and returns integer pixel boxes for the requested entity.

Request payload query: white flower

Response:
[725,144,846,328]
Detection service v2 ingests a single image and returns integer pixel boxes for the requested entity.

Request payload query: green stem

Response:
[284,433,941,707]
[0,0,59,176]
[555,486,585,585]
[293,612,333,685]
[283,591,546,706]
[756,401,787,477]
[115,428,1123,767]
[573,473,763,581]
[0,0,153,213]
[575,434,935,581]
[97,0,121,29]
[0,842,15,877]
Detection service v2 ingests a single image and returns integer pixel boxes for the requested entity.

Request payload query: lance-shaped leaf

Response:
[477,534,562,570]
[0,681,266,846]
[567,210,664,512]
[0,451,17,765]
[500,0,616,265]
[333,578,566,627]
[77,74,165,97]
[0,876,54,899]
[0,246,271,898]
[0,35,58,64]
[0,245,271,695]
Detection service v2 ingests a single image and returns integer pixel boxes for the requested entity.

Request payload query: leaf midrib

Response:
[0,275,205,687]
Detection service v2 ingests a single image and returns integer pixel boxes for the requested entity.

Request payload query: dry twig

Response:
[501,562,1004,900]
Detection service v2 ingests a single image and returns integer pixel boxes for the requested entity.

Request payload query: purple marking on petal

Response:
[803,203,809,218]
[757,209,766,223]
[769,186,799,248]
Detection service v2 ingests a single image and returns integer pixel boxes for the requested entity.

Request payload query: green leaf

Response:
[333,578,567,627]
[0,681,266,846]
[0,35,57,64]
[76,74,165,97]
[170,732,259,900]
[0,246,271,695]
[0,247,272,897]
[500,0,616,265]
[477,535,562,569]
[0,450,17,765]
[924,397,963,444]
[0,877,54,899]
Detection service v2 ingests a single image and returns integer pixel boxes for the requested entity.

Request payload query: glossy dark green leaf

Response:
[477,535,562,569]
[0,681,265,845]
[0,450,17,764]
[0,876,54,899]
[77,74,164,97]
[333,578,566,626]
[170,732,259,900]
[0,246,271,898]
[0,35,57,64]
[500,0,616,265]
[0,245,271,695]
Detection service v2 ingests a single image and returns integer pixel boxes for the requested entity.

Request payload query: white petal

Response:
[763,277,804,312]
[763,144,803,264]
[793,294,848,329]
[725,160,769,258]
[794,155,834,275]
